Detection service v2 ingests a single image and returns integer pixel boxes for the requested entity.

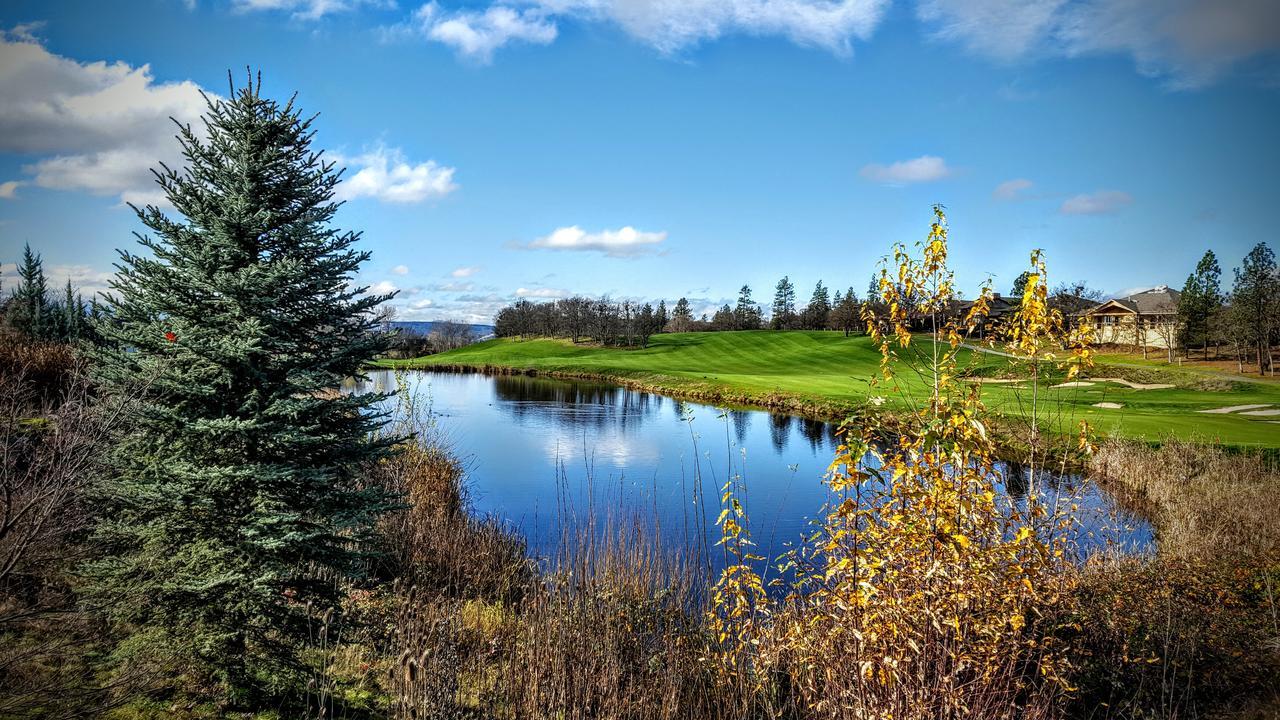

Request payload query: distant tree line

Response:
[383,320,478,358]
[2,243,99,343]
[493,277,868,346]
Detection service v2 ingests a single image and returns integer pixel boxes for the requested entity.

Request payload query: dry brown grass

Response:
[1091,439,1280,561]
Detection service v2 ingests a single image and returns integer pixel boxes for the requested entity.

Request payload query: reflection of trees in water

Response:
[768,414,792,453]
[798,417,834,453]
[730,410,751,446]
[491,374,669,434]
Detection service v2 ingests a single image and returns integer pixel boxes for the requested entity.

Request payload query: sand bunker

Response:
[1240,409,1280,417]
[1198,404,1274,414]
[968,378,1021,384]
[1093,402,1124,409]
[1053,378,1174,390]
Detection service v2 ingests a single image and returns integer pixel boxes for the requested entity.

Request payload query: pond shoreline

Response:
[374,360,1104,469]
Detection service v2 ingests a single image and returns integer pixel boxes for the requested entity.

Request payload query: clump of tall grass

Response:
[1091,438,1279,561]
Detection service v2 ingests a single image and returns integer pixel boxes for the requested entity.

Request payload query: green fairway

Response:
[385,331,1280,449]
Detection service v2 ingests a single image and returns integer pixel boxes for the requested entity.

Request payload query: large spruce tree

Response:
[88,76,397,700]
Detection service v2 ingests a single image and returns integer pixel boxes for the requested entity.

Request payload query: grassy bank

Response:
[382,331,1280,449]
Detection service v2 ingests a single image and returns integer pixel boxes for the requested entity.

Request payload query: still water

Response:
[349,370,1153,565]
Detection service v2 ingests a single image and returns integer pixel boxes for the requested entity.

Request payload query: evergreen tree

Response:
[1230,242,1279,375]
[734,284,761,330]
[830,286,860,336]
[670,297,693,332]
[771,276,796,330]
[8,243,52,339]
[86,77,398,701]
[866,275,881,305]
[673,297,692,321]
[711,303,735,331]
[1178,250,1222,359]
[655,299,668,332]
[1010,270,1033,298]
[803,280,831,329]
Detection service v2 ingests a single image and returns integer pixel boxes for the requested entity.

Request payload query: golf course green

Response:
[385,331,1280,449]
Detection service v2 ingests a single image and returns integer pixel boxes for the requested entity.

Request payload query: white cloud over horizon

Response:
[0,261,116,300]
[1060,189,1133,215]
[859,155,952,185]
[520,225,668,258]
[450,265,481,278]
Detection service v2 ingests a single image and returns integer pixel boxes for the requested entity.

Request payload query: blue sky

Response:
[1,1,1278,323]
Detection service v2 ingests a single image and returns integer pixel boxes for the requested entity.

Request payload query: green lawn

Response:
[384,331,1280,449]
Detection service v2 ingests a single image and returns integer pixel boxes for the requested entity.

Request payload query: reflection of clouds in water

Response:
[539,428,664,470]
[346,369,1153,560]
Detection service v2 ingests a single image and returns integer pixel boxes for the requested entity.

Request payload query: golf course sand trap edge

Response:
[1198,404,1274,414]
[1093,402,1124,409]
[1240,409,1280,417]
[1052,378,1176,390]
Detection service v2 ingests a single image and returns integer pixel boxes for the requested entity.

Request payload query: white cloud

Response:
[993,177,1033,200]
[0,27,209,204]
[450,265,481,278]
[335,145,458,204]
[0,261,115,299]
[428,281,476,292]
[1059,190,1133,215]
[391,264,410,275]
[515,286,568,298]
[386,0,888,61]
[917,0,1280,89]
[0,181,21,199]
[367,280,400,295]
[522,225,668,258]
[390,2,558,63]
[410,298,435,309]
[859,155,952,185]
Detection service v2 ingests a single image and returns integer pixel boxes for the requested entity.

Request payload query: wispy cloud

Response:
[381,0,889,62]
[1060,190,1133,215]
[232,0,392,21]
[450,265,481,278]
[859,155,952,186]
[0,180,22,200]
[519,225,668,258]
[391,264,410,275]
[992,177,1033,200]
[515,286,568,298]
[917,0,1280,89]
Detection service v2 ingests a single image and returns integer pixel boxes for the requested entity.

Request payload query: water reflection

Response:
[349,370,1153,565]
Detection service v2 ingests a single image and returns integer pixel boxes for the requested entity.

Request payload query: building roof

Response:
[1088,285,1180,315]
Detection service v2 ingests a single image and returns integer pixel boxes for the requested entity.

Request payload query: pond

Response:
[348,370,1153,568]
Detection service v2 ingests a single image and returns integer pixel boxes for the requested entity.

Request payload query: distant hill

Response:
[383,321,495,338]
